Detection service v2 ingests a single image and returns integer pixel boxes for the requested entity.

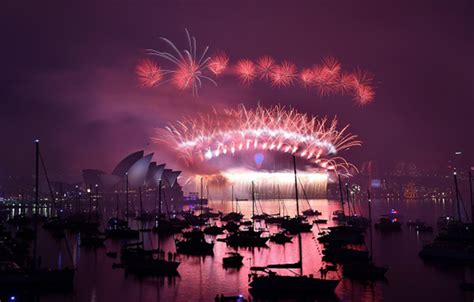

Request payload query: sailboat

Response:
[221,185,244,222]
[176,180,215,255]
[249,156,340,296]
[152,179,188,234]
[264,186,289,224]
[223,182,268,248]
[343,190,388,279]
[0,140,75,290]
[106,192,139,239]
[121,183,180,275]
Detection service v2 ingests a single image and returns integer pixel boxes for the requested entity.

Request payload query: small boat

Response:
[374,216,402,231]
[251,213,269,221]
[264,215,287,224]
[203,225,225,235]
[313,219,328,224]
[176,231,214,255]
[105,218,139,239]
[269,231,292,244]
[214,294,248,302]
[224,229,268,248]
[249,271,340,296]
[302,209,322,216]
[318,226,364,245]
[121,243,179,275]
[223,252,243,268]
[221,212,244,222]
[223,221,240,233]
[281,217,313,234]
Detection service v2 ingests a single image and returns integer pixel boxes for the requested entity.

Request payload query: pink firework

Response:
[300,68,315,87]
[256,55,275,80]
[135,59,163,87]
[146,29,216,95]
[355,84,375,105]
[350,69,375,105]
[271,61,297,87]
[172,61,200,90]
[208,51,229,76]
[156,104,361,174]
[235,59,257,83]
[337,72,356,93]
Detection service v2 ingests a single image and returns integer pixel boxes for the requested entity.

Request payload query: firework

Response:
[208,51,229,76]
[350,69,375,105]
[256,55,275,80]
[235,59,257,84]
[270,61,298,87]
[146,28,216,95]
[300,68,315,87]
[139,29,375,104]
[135,59,163,87]
[156,104,360,174]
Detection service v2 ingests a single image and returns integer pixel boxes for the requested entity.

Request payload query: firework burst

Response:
[139,29,376,104]
[350,69,375,105]
[135,59,163,87]
[156,104,360,174]
[256,55,276,80]
[271,61,298,87]
[235,59,257,84]
[300,68,315,87]
[208,51,229,76]
[146,28,216,95]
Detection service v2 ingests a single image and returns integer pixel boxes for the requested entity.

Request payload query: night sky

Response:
[1,0,473,181]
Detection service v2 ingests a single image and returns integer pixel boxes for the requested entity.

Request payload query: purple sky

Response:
[1,0,473,181]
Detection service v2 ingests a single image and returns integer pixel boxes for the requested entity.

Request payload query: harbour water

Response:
[16,198,474,301]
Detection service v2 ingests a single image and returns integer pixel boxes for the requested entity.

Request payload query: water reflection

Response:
[14,198,474,301]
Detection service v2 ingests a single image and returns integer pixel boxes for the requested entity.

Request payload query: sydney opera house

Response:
[82,151,185,206]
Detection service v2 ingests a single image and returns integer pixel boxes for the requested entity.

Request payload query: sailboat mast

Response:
[345,184,352,216]
[251,181,255,231]
[116,193,119,219]
[88,185,93,222]
[338,174,344,218]
[231,185,234,213]
[292,156,303,276]
[469,170,473,223]
[33,139,39,270]
[454,172,462,222]
[200,177,204,217]
[293,156,300,215]
[158,179,162,220]
[139,187,144,243]
[367,190,373,261]
[125,172,129,224]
